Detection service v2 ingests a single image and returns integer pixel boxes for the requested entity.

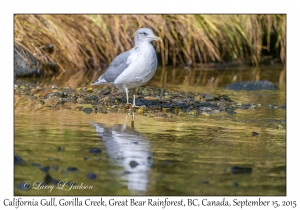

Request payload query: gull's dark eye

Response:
[142,32,147,36]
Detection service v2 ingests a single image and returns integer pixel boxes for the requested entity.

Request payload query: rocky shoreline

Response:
[14,83,285,119]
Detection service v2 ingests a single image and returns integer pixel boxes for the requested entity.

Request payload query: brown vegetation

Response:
[14,14,286,76]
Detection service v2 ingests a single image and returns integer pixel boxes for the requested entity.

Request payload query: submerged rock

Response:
[86,173,97,180]
[41,166,50,173]
[231,166,252,174]
[67,167,78,172]
[14,155,26,165]
[89,148,102,154]
[225,80,278,90]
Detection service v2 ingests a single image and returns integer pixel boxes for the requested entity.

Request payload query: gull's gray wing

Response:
[100,50,132,83]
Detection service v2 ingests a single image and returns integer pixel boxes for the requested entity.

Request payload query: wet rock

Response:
[188,110,198,117]
[83,107,93,114]
[211,110,220,115]
[100,87,112,95]
[236,103,242,107]
[218,95,232,101]
[14,155,26,165]
[227,108,236,114]
[86,173,97,180]
[89,95,98,101]
[197,102,211,107]
[203,94,215,101]
[231,166,252,174]
[56,91,66,97]
[56,101,65,107]
[225,80,278,91]
[14,44,40,77]
[142,88,150,96]
[89,148,102,154]
[240,105,249,110]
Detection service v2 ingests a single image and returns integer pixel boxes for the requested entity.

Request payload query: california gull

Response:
[91,28,162,107]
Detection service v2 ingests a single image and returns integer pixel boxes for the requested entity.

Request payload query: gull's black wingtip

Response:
[91,79,99,85]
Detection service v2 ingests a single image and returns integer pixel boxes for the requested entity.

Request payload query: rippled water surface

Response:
[14,66,286,195]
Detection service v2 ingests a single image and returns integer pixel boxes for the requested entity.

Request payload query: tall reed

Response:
[14,14,285,75]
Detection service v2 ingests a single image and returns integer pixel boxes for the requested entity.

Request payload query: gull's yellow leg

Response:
[125,88,129,104]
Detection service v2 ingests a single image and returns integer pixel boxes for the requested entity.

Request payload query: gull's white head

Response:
[134,28,162,45]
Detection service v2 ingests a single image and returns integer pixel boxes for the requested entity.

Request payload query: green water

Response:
[14,66,286,195]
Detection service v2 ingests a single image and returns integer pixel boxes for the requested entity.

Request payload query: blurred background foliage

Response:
[14,14,286,76]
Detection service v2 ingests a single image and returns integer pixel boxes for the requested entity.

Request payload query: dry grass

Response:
[14,14,286,76]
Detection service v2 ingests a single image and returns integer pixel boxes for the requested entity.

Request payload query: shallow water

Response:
[14,65,286,195]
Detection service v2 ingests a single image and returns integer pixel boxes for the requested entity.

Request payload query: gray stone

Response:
[14,44,41,77]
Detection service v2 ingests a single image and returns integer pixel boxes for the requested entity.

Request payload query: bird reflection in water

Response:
[90,112,152,193]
